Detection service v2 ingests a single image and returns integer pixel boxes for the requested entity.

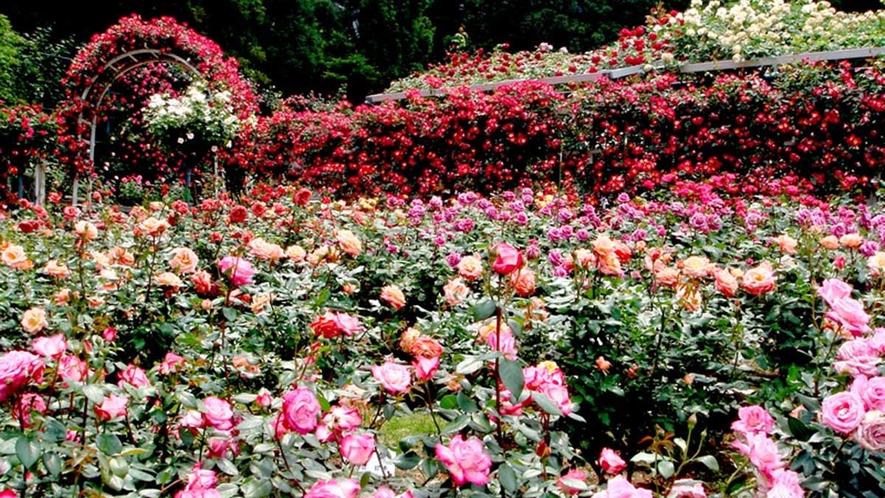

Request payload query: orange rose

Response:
[511,268,536,297]
[138,217,168,237]
[820,235,839,250]
[680,256,712,279]
[596,251,622,276]
[286,245,306,262]
[250,293,273,314]
[109,246,135,266]
[335,230,362,257]
[596,356,611,372]
[443,278,470,306]
[840,233,864,249]
[400,327,421,352]
[714,268,739,297]
[74,221,98,241]
[457,256,484,281]
[380,285,406,310]
[153,272,183,289]
[869,252,885,277]
[654,266,680,287]
[21,307,48,334]
[169,248,199,274]
[742,262,776,296]
[409,335,444,359]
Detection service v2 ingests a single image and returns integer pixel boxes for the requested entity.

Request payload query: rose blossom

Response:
[822,391,866,434]
[1,243,31,270]
[380,285,406,310]
[594,476,653,498]
[457,255,483,280]
[335,230,363,257]
[435,435,492,486]
[304,479,360,498]
[217,256,255,286]
[817,278,853,307]
[372,361,411,394]
[43,259,71,279]
[834,338,881,377]
[742,262,776,296]
[118,365,150,388]
[680,256,712,279]
[731,405,775,436]
[766,469,804,498]
[203,397,235,431]
[21,307,48,334]
[169,247,199,274]
[0,350,43,402]
[714,268,739,297]
[311,311,363,339]
[32,334,67,359]
[95,394,129,420]
[733,432,783,476]
[279,387,320,435]
[599,447,627,474]
[826,297,872,336]
[511,268,536,297]
[851,375,885,411]
[14,393,46,428]
[492,242,523,275]
[668,480,707,498]
[57,355,86,383]
[443,278,470,306]
[248,238,286,261]
[413,356,439,381]
[855,410,885,451]
[369,488,414,498]
[339,433,375,465]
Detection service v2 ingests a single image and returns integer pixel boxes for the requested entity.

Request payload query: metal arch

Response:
[70,49,207,206]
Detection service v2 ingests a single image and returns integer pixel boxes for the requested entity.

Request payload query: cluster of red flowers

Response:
[0,103,57,204]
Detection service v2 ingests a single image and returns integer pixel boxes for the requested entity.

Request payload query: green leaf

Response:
[241,478,273,498]
[658,460,675,479]
[499,358,525,400]
[44,452,62,477]
[16,436,40,468]
[471,300,497,321]
[232,393,257,404]
[695,455,719,472]
[787,416,814,442]
[237,415,265,431]
[97,433,123,456]
[455,356,484,375]
[440,395,458,410]
[499,463,517,493]
[43,418,67,443]
[222,307,239,322]
[532,392,563,416]
[82,384,105,404]
[442,414,470,434]
[216,459,239,476]
[456,391,477,412]
[395,450,420,470]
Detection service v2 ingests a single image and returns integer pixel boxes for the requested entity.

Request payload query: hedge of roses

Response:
[2,183,885,496]
[246,59,885,200]
[0,103,57,207]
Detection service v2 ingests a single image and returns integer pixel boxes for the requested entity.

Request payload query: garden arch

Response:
[57,15,258,206]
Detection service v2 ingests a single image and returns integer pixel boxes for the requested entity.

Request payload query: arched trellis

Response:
[54,15,259,207]
[69,49,205,205]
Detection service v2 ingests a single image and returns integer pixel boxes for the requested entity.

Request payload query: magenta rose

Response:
[95,394,129,421]
[822,391,866,434]
[855,411,885,451]
[492,242,523,275]
[304,479,360,498]
[0,350,44,402]
[435,435,492,486]
[118,365,151,388]
[203,397,235,431]
[218,255,255,286]
[817,278,853,307]
[412,356,439,381]
[731,405,775,436]
[598,447,626,475]
[851,376,885,411]
[369,488,414,498]
[372,361,412,394]
[32,334,67,359]
[339,433,375,466]
[280,387,320,435]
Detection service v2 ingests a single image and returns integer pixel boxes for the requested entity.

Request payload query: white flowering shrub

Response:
[143,81,241,151]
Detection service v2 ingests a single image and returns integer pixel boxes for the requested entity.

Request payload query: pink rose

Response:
[741,262,776,296]
[372,361,412,394]
[594,476,653,498]
[599,448,627,475]
[544,384,573,416]
[855,410,885,451]
[339,433,375,465]
[557,468,588,495]
[118,365,151,388]
[304,479,360,498]
[58,355,87,384]
[834,339,881,377]
[733,433,783,476]
[0,350,44,402]
[32,334,67,359]
[95,394,129,420]
[218,256,255,286]
[180,410,205,429]
[413,356,439,381]
[826,297,871,336]
[487,330,518,361]
[369,488,414,498]
[280,387,320,435]
[817,279,853,308]
[14,393,46,428]
[668,480,707,498]
[176,463,221,498]
[822,391,866,434]
[493,242,523,275]
[731,405,775,436]
[852,376,885,411]
[435,435,492,486]
[203,397,234,431]
[159,352,186,375]
[766,469,804,498]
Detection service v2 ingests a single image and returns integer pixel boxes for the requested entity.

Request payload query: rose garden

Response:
[2,1,885,497]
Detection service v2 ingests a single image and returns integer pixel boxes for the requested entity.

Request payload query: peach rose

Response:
[335,230,362,257]
[573,249,596,270]
[821,235,839,250]
[443,278,470,306]
[90,251,111,269]
[457,255,484,281]
[680,256,712,279]
[1,244,31,270]
[399,327,421,352]
[715,268,739,297]
[286,245,306,262]
[380,285,406,310]
[596,251,622,276]
[251,293,273,314]
[169,248,199,274]
[654,266,680,287]
[153,272,183,289]
[869,252,885,277]
[840,233,864,249]
[43,259,72,279]
[21,307,48,334]
[772,234,798,254]
[511,268,536,297]
[249,238,285,261]
[74,221,98,240]
[109,246,135,266]
[742,262,776,296]
[138,217,168,237]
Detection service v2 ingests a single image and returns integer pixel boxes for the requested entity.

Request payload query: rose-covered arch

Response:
[57,15,258,205]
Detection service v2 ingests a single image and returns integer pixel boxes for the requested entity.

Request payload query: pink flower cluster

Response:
[175,463,222,498]
[0,350,44,403]
[522,361,573,416]
[435,435,492,486]
[731,406,804,498]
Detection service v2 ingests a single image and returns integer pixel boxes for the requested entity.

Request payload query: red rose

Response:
[293,188,311,206]
[229,205,248,223]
